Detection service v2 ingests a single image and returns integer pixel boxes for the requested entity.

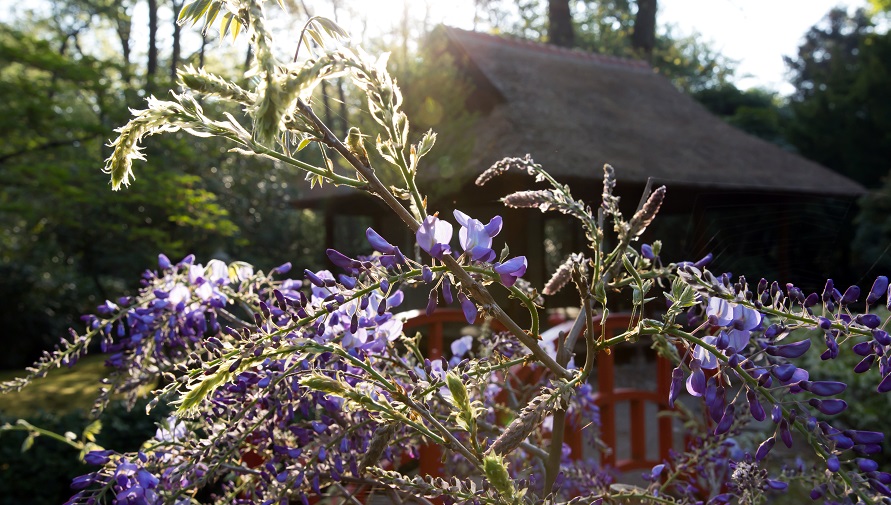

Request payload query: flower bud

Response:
[779,419,793,448]
[458,292,477,324]
[859,458,880,473]
[770,405,783,424]
[765,479,788,491]
[804,292,820,307]
[714,404,734,435]
[694,253,713,269]
[442,276,453,304]
[867,276,889,305]
[755,437,775,461]
[869,479,891,497]
[756,278,768,295]
[747,390,765,422]
[366,227,396,254]
[841,285,860,306]
[822,279,834,303]
[827,455,840,472]
[853,341,875,356]
[766,339,810,358]
[668,367,684,408]
[809,398,847,415]
[425,289,438,317]
[772,363,797,382]
[641,243,655,260]
[305,269,326,288]
[847,430,885,445]
[800,381,846,396]
[857,314,882,329]
[856,444,883,455]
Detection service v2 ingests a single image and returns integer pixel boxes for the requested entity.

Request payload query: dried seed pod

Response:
[627,185,666,238]
[360,422,398,472]
[544,254,580,295]
[486,386,563,456]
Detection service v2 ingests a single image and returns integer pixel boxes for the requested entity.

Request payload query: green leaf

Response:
[176,370,233,417]
[296,137,312,152]
[82,420,102,443]
[21,434,35,452]
[417,129,436,158]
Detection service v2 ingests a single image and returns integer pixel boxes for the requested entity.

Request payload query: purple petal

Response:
[868,276,889,305]
[668,367,684,408]
[766,339,811,358]
[800,381,846,396]
[452,209,470,227]
[458,292,477,324]
[366,227,396,254]
[641,243,655,260]
[484,215,503,236]
[470,246,496,263]
[426,289,438,316]
[809,398,847,415]
[686,359,706,397]
[442,276,453,304]
[755,437,775,461]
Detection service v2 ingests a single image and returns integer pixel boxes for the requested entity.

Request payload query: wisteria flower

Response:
[694,329,750,369]
[494,256,527,287]
[694,297,762,368]
[453,210,502,262]
[416,215,453,259]
[450,335,474,366]
[707,297,761,330]
[366,227,397,254]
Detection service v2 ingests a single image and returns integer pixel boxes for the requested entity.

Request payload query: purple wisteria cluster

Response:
[413,210,527,324]
[666,266,891,501]
[50,207,582,505]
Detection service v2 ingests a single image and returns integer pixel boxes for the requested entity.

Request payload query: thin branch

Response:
[0,134,101,164]
[295,98,571,380]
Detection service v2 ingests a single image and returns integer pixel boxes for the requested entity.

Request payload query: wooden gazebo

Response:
[296,26,865,293]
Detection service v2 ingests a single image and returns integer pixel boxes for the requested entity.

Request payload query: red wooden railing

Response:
[405,309,675,474]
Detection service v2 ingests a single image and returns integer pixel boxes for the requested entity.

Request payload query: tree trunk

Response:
[170,0,184,80]
[199,31,206,68]
[147,0,159,88]
[244,45,253,74]
[547,0,574,47]
[632,0,657,59]
[114,15,132,83]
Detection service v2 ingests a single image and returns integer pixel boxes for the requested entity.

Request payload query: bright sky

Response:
[373,0,871,96]
[6,0,871,95]
[657,0,870,94]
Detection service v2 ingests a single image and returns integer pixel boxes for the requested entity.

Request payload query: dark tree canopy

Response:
[785,8,891,189]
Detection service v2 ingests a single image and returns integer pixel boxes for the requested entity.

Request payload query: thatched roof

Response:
[440,26,865,197]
